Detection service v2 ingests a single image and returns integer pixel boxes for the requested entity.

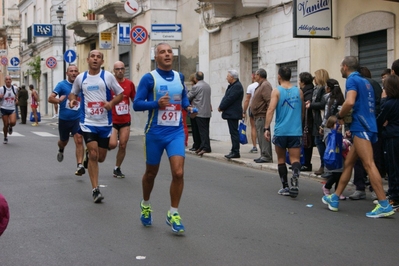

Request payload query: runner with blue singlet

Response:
[133,42,195,234]
[48,65,86,176]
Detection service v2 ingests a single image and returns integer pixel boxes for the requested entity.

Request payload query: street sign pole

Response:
[63,24,66,80]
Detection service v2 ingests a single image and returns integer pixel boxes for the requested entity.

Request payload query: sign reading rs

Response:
[33,24,53,37]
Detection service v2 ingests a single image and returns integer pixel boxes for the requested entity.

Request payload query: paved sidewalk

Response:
[185,138,323,180]
[185,138,390,195]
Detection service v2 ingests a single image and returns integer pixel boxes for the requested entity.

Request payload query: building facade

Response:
[11,0,199,119]
[198,0,399,141]
[4,0,398,142]
[1,1,22,86]
[67,0,200,130]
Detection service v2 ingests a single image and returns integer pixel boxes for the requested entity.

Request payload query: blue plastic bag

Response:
[323,124,343,170]
[286,146,305,165]
[238,120,248,145]
[30,111,41,122]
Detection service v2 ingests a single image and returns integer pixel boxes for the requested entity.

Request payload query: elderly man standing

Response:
[187,71,212,156]
[250,68,273,163]
[218,70,244,159]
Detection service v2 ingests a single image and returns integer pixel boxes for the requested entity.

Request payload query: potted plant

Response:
[83,9,95,20]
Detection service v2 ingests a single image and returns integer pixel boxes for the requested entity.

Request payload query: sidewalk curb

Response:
[186,149,325,182]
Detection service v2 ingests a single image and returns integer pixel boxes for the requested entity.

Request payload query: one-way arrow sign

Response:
[151,24,182,32]
[64,49,77,63]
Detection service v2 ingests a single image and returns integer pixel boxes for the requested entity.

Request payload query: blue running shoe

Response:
[366,204,395,218]
[322,194,339,211]
[140,200,152,226]
[166,211,185,234]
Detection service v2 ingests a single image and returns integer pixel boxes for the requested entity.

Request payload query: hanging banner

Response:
[293,0,332,38]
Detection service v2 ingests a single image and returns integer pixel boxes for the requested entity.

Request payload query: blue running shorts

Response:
[145,130,185,165]
[351,131,378,144]
[59,118,80,141]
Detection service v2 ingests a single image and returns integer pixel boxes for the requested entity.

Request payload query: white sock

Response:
[114,166,119,170]
[170,207,178,215]
[142,200,151,207]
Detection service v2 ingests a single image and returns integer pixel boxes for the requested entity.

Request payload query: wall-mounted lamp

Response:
[7,35,22,49]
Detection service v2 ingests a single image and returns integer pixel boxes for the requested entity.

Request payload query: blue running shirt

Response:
[346,71,377,133]
[133,69,190,135]
[53,80,80,121]
[274,86,302,136]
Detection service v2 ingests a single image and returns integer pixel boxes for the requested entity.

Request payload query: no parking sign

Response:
[46,57,57,69]
[1,57,8,66]
[130,25,148,44]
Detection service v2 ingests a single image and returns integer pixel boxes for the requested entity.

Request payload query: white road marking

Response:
[1,131,57,137]
[0,132,24,136]
[32,132,58,137]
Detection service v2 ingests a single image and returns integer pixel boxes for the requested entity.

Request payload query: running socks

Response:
[291,162,301,177]
[278,163,288,188]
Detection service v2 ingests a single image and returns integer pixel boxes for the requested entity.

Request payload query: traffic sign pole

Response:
[62,24,66,79]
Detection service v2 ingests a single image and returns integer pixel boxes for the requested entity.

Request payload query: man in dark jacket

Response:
[218,70,244,159]
[299,72,314,171]
[17,85,29,124]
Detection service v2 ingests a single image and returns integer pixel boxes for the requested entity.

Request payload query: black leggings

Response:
[324,172,342,190]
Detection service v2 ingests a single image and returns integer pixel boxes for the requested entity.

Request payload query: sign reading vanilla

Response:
[293,0,332,38]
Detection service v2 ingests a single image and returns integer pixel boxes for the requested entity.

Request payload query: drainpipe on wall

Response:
[256,14,261,64]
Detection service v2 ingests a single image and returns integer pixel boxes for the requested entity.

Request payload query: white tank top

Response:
[0,86,17,110]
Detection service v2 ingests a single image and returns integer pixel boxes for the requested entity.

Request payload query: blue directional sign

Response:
[33,24,53,37]
[64,50,77,63]
[117,23,131,45]
[151,24,182,32]
[10,57,20,66]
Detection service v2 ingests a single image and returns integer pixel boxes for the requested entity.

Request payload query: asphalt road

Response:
[0,119,398,265]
